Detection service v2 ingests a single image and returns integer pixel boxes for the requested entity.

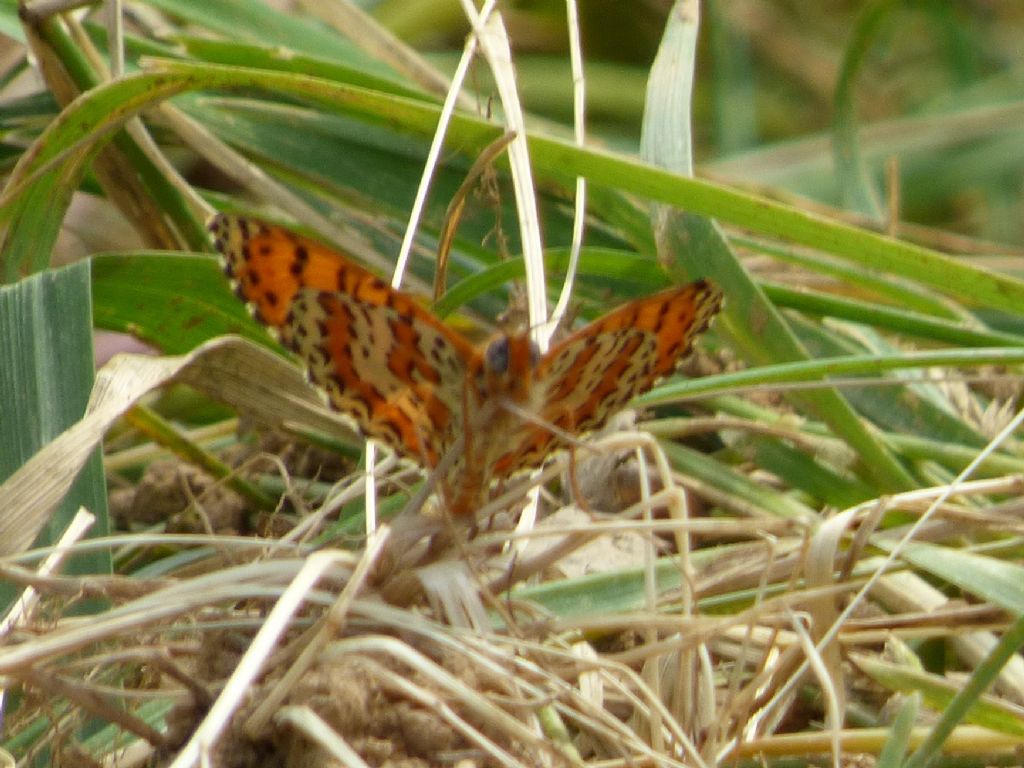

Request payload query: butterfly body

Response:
[210,213,722,515]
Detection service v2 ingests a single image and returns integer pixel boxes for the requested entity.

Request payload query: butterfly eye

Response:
[484,336,510,375]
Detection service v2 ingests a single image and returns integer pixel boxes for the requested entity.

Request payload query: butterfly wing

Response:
[210,213,478,466]
[491,279,723,475]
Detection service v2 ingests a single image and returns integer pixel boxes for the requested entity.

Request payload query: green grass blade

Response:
[638,10,910,490]
[855,653,1024,741]
[91,252,267,354]
[903,615,1024,767]
[645,347,1024,404]
[0,261,109,590]
[900,543,1024,617]
[11,56,1024,315]
[763,282,1024,348]
[832,0,896,217]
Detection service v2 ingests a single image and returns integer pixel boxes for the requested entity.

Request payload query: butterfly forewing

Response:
[487,280,722,478]
[211,213,479,467]
[538,280,722,434]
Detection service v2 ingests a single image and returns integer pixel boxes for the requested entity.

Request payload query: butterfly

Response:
[210,213,722,515]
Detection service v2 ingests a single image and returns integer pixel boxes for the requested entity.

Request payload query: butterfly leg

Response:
[564,443,593,514]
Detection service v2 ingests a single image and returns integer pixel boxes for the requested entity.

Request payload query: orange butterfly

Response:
[210,213,722,515]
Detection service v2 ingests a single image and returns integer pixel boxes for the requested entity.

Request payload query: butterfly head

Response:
[480,333,539,405]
